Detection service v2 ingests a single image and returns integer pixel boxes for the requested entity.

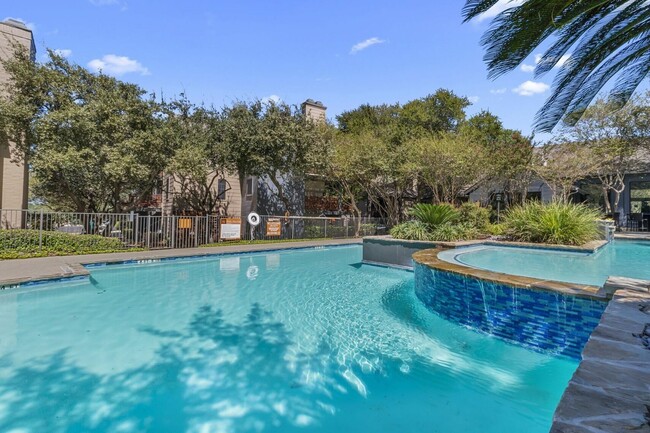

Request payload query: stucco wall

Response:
[161,171,242,216]
[468,176,554,204]
[0,21,34,226]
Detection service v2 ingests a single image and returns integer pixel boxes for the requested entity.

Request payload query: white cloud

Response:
[556,54,570,67]
[512,80,550,96]
[3,17,36,31]
[520,63,535,73]
[54,49,72,58]
[490,88,507,94]
[89,0,128,10]
[262,94,281,104]
[468,96,480,104]
[533,52,570,68]
[350,37,385,54]
[88,54,150,76]
[476,0,525,22]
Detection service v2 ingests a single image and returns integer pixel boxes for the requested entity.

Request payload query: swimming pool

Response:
[0,245,583,432]
[440,239,650,286]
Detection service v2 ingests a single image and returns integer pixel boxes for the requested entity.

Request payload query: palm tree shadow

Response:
[0,303,349,433]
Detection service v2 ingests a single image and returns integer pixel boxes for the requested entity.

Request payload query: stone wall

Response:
[362,236,437,268]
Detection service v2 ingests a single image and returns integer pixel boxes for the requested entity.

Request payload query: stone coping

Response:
[364,235,608,253]
[412,247,605,299]
[550,288,650,433]
[615,232,650,241]
[0,238,361,288]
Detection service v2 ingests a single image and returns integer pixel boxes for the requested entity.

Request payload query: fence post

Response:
[204,215,209,245]
[39,209,43,250]
[324,218,327,238]
[291,219,295,239]
[146,214,151,249]
[194,216,199,248]
[134,214,139,246]
[171,216,176,249]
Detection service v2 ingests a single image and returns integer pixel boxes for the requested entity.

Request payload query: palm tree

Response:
[464,1,650,132]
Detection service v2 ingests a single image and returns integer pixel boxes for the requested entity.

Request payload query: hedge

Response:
[0,230,142,259]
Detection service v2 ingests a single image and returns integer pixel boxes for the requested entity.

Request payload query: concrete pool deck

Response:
[0,238,361,287]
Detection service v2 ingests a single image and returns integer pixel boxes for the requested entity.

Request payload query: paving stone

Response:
[552,289,650,433]
[582,415,650,433]
[549,421,599,433]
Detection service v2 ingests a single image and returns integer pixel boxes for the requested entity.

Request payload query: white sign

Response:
[220,218,241,240]
[219,257,240,271]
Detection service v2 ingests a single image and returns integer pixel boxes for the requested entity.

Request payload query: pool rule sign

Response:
[220,218,241,240]
[266,218,282,237]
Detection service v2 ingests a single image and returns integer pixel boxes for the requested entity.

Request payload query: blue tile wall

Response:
[414,263,607,360]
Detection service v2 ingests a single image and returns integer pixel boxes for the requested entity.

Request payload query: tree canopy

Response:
[328,93,532,223]
[553,92,650,212]
[215,100,328,214]
[0,48,326,214]
[0,49,172,212]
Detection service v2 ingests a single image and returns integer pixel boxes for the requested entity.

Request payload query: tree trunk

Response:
[343,182,362,236]
[239,172,247,216]
[602,186,612,214]
[612,190,621,213]
[268,172,292,214]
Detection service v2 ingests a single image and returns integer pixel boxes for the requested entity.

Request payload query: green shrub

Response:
[430,223,479,242]
[359,223,377,236]
[0,230,140,259]
[486,223,505,236]
[390,220,433,241]
[391,203,486,242]
[410,203,459,229]
[303,225,324,238]
[458,202,491,231]
[502,201,601,245]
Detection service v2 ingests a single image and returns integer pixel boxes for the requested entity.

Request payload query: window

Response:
[217,179,227,200]
[246,178,254,197]
[630,181,650,213]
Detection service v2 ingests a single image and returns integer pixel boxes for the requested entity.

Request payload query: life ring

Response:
[247,212,261,226]
[246,265,259,280]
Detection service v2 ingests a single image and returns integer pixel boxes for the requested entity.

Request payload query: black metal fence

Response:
[0,209,389,251]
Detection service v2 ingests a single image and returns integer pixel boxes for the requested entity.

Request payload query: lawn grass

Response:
[200,238,334,248]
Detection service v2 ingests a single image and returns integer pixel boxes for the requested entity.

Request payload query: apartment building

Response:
[162,99,327,217]
[0,19,34,227]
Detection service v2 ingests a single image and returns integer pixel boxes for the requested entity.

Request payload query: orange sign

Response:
[178,218,192,229]
[266,218,282,237]
[220,217,241,240]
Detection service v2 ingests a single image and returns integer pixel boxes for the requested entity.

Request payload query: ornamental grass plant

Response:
[502,201,601,246]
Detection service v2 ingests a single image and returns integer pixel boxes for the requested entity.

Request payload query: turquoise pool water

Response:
[443,239,650,286]
[0,245,578,433]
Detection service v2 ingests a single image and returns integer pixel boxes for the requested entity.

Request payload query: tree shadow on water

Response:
[0,303,349,433]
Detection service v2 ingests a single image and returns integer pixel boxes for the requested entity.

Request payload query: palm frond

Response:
[466,0,650,132]
[462,0,500,22]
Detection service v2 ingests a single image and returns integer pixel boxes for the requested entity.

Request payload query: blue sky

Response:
[8,0,570,139]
